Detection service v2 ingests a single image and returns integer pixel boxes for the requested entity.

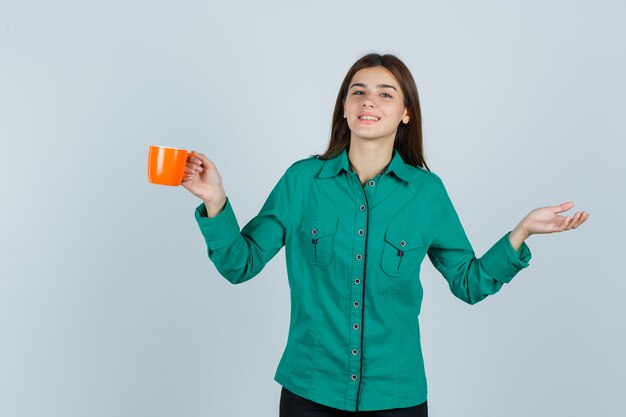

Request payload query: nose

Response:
[360,91,376,108]
[362,100,374,108]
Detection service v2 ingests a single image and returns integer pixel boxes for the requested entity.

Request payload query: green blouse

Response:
[194,147,532,412]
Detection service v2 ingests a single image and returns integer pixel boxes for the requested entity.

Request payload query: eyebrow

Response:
[349,82,397,92]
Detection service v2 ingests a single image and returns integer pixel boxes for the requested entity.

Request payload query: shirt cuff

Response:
[480,231,532,284]
[194,197,241,250]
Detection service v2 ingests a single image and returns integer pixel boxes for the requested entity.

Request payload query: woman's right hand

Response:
[181,151,226,206]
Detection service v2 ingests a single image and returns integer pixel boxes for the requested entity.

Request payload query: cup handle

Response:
[181,151,197,184]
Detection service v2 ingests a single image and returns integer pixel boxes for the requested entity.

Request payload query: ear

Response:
[402,107,411,124]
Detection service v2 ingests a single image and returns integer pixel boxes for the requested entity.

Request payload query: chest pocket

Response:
[300,217,339,265]
[380,226,425,277]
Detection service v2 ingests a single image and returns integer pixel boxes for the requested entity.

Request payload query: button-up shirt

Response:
[194,147,532,412]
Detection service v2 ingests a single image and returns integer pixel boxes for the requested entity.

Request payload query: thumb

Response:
[554,201,575,214]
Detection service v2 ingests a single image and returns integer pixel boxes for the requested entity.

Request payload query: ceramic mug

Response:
[147,145,193,186]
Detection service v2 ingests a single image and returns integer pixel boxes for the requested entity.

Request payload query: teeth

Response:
[360,116,379,121]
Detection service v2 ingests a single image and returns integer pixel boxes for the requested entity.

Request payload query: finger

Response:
[571,211,588,228]
[184,167,198,175]
[554,201,575,214]
[187,157,201,165]
[187,153,204,165]
[567,212,583,229]
[574,211,585,227]
[185,162,203,172]
[559,215,572,231]
[191,151,214,167]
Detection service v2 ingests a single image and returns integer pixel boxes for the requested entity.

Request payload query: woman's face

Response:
[343,66,410,145]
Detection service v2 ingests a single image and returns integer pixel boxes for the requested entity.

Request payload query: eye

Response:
[353,90,364,95]
[381,93,393,98]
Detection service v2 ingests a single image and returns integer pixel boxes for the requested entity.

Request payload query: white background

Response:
[1,1,624,416]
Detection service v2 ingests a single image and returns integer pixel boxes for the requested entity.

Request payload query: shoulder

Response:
[411,164,443,182]
[403,164,446,197]
[284,154,324,178]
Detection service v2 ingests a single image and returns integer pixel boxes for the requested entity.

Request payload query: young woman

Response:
[181,53,589,417]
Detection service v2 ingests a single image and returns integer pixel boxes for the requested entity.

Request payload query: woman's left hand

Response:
[519,201,590,236]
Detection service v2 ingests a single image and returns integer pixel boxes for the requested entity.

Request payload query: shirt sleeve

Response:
[194,169,293,285]
[426,181,532,304]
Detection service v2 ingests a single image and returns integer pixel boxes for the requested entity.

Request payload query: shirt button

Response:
[358,229,364,236]
[353,323,359,330]
[356,254,362,260]
[353,301,359,308]
[354,279,361,285]
[368,180,375,187]
[400,240,406,247]
[359,204,366,211]
[351,374,358,381]
[312,229,318,235]
[352,349,359,355]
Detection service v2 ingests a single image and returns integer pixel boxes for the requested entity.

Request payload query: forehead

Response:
[349,66,400,86]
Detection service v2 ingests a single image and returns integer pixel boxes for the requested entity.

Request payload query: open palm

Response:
[522,201,589,235]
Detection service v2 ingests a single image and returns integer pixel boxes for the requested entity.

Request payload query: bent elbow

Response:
[219,264,259,285]
[453,286,488,305]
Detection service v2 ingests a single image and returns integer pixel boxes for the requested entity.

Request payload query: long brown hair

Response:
[314,53,429,171]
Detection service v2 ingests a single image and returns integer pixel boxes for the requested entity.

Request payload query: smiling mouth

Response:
[359,115,380,121]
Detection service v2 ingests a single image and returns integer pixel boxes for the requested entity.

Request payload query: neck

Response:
[347,138,394,184]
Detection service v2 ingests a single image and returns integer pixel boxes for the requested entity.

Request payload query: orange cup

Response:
[147,145,193,186]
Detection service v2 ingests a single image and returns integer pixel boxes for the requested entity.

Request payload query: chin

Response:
[351,129,391,140]
[353,134,391,143]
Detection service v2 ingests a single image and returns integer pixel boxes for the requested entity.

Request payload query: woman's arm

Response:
[508,223,530,252]
[428,183,590,305]
[183,151,293,285]
[203,193,227,218]
[427,183,532,305]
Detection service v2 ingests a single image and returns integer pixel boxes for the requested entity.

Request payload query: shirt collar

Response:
[318,147,411,183]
